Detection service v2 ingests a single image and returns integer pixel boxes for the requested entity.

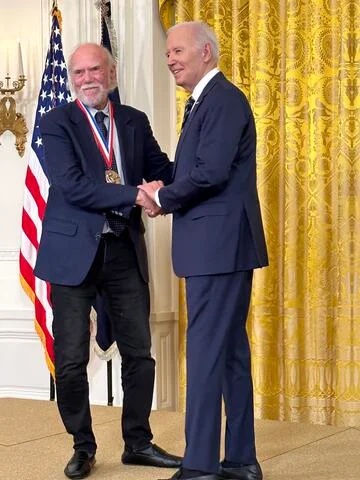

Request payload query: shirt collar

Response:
[191,68,219,102]
[88,101,110,117]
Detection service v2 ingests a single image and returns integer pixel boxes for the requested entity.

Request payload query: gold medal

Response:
[105,169,121,184]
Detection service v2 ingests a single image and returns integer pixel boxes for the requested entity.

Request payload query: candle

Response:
[18,42,24,76]
[6,49,9,75]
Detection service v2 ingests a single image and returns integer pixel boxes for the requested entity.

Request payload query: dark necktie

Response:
[95,111,127,236]
[181,96,195,130]
[95,111,108,140]
[95,111,118,172]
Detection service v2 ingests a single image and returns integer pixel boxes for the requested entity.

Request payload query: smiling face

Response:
[69,44,116,110]
[166,24,214,93]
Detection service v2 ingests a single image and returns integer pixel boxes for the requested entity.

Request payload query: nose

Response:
[167,54,175,67]
[83,69,92,82]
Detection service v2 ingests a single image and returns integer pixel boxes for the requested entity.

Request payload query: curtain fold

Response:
[159,0,360,426]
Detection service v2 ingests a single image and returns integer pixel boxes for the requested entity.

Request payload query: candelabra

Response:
[0,44,28,157]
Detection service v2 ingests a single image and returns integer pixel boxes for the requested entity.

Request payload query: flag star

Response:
[35,137,43,147]
[53,59,59,68]
[66,94,72,103]
[54,26,60,37]
[43,74,49,84]
[40,89,47,100]
[48,90,55,100]
[58,91,65,102]
[60,60,66,71]
[38,106,46,116]
[59,76,65,86]
[54,42,60,52]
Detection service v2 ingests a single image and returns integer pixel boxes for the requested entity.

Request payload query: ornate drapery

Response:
[159,0,360,426]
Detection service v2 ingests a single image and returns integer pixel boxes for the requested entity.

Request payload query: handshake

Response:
[136,180,164,218]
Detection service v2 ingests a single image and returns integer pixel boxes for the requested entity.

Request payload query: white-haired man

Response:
[140,22,268,480]
[35,43,181,479]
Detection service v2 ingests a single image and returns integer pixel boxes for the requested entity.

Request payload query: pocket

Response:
[44,217,78,236]
[190,203,228,220]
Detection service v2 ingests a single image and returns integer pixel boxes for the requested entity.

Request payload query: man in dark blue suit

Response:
[140,22,268,480]
[34,43,181,479]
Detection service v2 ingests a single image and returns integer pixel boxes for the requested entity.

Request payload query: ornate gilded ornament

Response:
[0,52,28,157]
[0,96,28,157]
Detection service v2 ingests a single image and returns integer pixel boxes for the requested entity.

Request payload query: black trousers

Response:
[51,231,154,454]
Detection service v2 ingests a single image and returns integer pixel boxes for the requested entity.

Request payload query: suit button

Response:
[119,212,123,216]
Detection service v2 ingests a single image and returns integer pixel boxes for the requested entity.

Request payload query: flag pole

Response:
[50,374,55,401]
[107,360,113,406]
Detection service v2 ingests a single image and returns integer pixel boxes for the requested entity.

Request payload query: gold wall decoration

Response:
[159,0,360,427]
[0,44,28,157]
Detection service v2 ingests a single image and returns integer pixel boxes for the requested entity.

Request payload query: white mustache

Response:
[81,84,100,92]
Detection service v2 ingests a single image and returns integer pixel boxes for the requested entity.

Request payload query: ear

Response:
[110,64,117,83]
[202,43,212,62]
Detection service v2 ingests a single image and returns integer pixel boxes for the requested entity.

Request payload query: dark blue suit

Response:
[34,100,172,454]
[159,72,268,473]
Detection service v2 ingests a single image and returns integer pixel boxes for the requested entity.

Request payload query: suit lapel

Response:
[69,102,106,176]
[172,72,224,179]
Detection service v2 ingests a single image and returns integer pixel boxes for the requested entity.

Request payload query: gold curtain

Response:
[159,0,360,426]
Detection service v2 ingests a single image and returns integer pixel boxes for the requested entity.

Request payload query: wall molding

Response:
[0,249,19,261]
[0,329,38,341]
[0,386,50,401]
[0,309,34,320]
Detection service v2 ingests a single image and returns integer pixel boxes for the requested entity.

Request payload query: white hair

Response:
[167,21,220,63]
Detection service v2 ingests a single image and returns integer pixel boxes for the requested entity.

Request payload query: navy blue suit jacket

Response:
[34,101,172,286]
[159,72,268,277]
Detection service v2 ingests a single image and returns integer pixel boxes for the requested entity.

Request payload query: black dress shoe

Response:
[219,462,262,480]
[121,443,182,468]
[64,450,96,479]
[159,469,222,480]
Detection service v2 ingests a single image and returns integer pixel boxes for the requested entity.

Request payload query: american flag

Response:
[19,6,71,375]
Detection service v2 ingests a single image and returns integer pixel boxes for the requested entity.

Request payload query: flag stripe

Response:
[28,150,50,203]
[21,210,39,250]
[19,253,36,294]
[24,166,48,220]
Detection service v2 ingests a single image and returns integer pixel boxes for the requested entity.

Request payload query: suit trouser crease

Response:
[51,233,154,453]
[183,270,256,473]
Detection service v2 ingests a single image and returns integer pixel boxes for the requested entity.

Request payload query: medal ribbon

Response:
[76,99,115,169]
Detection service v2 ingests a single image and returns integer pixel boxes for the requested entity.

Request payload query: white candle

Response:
[18,42,24,76]
[6,49,9,75]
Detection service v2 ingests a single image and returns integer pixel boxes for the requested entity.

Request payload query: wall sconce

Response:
[0,44,28,157]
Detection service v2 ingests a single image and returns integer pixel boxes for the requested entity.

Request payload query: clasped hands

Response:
[136,180,164,218]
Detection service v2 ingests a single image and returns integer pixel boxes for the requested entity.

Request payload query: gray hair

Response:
[167,21,219,63]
